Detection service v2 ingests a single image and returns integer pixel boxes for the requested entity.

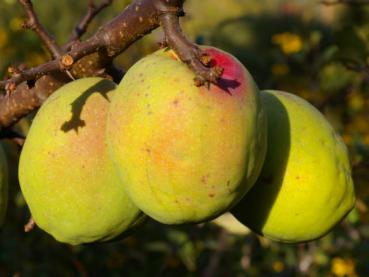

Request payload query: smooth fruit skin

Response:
[107,47,267,224]
[232,90,355,243]
[19,78,142,245]
[0,144,8,226]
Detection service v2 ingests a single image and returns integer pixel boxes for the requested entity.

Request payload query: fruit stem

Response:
[156,1,223,86]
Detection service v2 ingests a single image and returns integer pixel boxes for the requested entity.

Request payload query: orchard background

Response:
[0,0,368,276]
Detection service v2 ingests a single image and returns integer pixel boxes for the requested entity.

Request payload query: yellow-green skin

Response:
[232,90,355,243]
[19,78,142,245]
[0,144,8,225]
[107,47,267,224]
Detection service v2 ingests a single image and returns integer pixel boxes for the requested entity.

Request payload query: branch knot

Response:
[59,54,74,69]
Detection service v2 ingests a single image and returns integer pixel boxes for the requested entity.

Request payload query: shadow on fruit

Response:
[61,80,115,133]
[232,93,291,232]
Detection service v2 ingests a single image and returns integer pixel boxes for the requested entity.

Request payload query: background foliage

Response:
[0,0,368,276]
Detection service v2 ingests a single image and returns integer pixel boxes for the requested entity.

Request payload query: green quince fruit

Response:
[19,78,143,245]
[107,47,267,224]
[232,90,355,243]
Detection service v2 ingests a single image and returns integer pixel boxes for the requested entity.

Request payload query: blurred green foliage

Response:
[1,0,369,276]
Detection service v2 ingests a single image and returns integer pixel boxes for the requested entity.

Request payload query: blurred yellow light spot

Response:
[10,17,24,32]
[272,32,303,54]
[272,261,285,272]
[0,28,8,48]
[272,64,289,75]
[348,93,365,112]
[331,257,357,277]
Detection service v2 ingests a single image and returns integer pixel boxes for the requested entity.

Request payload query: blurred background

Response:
[1,0,369,276]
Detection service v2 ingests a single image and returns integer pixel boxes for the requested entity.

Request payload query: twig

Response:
[0,0,165,91]
[68,246,89,277]
[0,0,222,128]
[202,229,228,277]
[0,0,162,127]
[0,39,103,89]
[64,0,114,50]
[18,0,62,58]
[156,0,223,86]
[342,60,369,76]
[24,217,35,232]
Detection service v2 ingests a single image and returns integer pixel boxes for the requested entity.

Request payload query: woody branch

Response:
[0,0,222,128]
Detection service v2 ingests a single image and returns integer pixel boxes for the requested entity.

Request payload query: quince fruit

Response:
[232,90,355,243]
[19,78,142,245]
[107,47,267,224]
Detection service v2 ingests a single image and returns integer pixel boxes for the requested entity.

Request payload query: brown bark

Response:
[0,0,222,128]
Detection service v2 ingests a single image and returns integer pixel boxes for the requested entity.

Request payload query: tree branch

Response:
[0,0,163,92]
[0,73,70,127]
[18,0,62,58]
[0,0,222,128]
[157,1,223,86]
[64,0,114,51]
[0,0,162,127]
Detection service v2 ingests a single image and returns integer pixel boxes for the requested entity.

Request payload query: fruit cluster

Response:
[18,46,355,245]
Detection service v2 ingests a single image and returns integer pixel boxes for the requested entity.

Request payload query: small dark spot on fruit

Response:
[208,193,215,198]
[201,174,210,184]
[172,99,180,106]
[146,148,151,154]
[226,180,231,187]
[295,176,300,180]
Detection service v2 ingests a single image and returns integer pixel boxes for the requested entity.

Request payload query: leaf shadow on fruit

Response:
[231,93,291,236]
[207,58,241,95]
[216,78,241,95]
[60,80,114,133]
